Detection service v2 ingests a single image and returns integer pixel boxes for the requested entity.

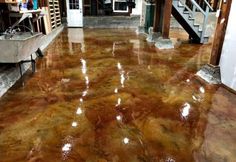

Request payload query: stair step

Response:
[198,30,203,36]
[183,11,190,14]
[178,7,185,13]
[202,36,209,43]
[178,5,185,9]
[178,1,184,7]
[188,17,194,21]
[178,4,185,8]
[193,24,201,31]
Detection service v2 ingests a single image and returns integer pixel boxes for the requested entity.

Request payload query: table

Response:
[9,9,44,33]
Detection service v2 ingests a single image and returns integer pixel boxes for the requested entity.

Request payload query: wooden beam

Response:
[162,0,172,39]
[210,0,232,65]
[212,0,219,11]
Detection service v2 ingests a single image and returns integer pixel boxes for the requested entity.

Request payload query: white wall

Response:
[219,0,236,91]
[131,0,143,15]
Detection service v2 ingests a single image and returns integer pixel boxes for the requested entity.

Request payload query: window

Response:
[69,0,80,9]
[113,0,128,12]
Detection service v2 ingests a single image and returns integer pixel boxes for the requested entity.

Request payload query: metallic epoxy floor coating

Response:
[0,28,236,162]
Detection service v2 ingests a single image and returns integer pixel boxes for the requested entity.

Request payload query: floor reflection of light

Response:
[121,74,125,87]
[166,157,175,162]
[80,98,83,102]
[81,59,87,74]
[72,122,78,127]
[123,137,129,144]
[85,76,89,85]
[192,94,203,102]
[199,86,205,93]
[116,98,121,107]
[114,88,118,93]
[117,62,125,87]
[117,62,122,70]
[82,90,88,96]
[192,95,198,101]
[62,143,72,152]
[186,79,190,83]
[76,107,82,115]
[181,102,191,118]
[116,115,122,121]
[61,78,70,83]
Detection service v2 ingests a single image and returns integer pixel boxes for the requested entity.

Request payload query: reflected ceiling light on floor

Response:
[80,98,83,102]
[120,74,125,87]
[123,137,129,144]
[166,157,175,162]
[81,59,87,74]
[114,88,118,93]
[192,95,198,101]
[186,79,190,83]
[117,62,122,70]
[116,115,122,121]
[116,98,121,107]
[72,122,78,127]
[82,90,88,96]
[85,76,89,85]
[181,102,191,118]
[199,86,205,93]
[61,78,70,83]
[76,107,82,115]
[62,143,72,152]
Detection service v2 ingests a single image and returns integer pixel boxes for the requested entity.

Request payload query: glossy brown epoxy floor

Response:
[0,28,236,162]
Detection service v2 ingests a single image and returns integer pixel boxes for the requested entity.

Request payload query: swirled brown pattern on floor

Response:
[0,28,235,162]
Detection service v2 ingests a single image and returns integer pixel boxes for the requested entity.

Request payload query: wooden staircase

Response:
[172,0,213,43]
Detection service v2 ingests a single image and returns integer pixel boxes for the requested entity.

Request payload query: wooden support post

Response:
[210,0,232,65]
[162,0,172,39]
[153,0,163,33]
[212,0,219,11]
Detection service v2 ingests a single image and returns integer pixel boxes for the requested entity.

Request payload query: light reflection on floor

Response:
[0,28,235,162]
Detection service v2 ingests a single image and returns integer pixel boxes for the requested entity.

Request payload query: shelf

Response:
[47,0,61,30]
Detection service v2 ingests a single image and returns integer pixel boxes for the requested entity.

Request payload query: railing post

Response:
[192,5,196,17]
[200,6,209,43]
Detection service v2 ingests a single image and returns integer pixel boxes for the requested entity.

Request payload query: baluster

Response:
[201,5,209,43]
[192,5,196,17]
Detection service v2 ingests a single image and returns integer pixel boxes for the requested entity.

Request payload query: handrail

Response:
[203,0,214,11]
[190,0,206,15]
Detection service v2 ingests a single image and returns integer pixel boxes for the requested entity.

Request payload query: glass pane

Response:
[69,0,79,10]
[115,2,127,11]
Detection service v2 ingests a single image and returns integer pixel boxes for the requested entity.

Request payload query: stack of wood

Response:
[38,0,62,34]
